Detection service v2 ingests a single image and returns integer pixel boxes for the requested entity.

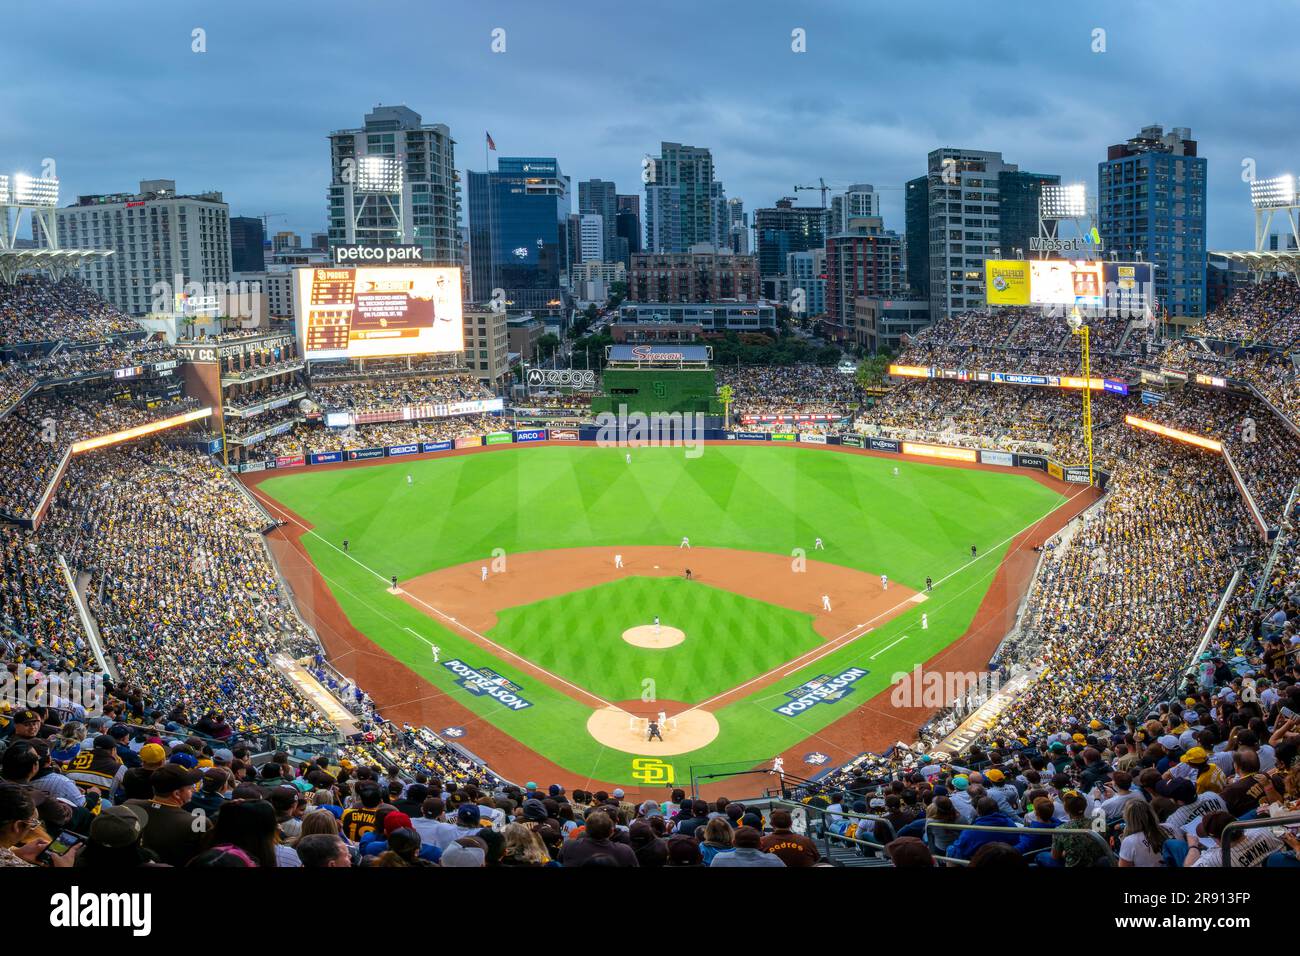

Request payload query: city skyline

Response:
[3,1,1298,251]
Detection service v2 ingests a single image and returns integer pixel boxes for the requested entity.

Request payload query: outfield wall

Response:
[231,424,1107,489]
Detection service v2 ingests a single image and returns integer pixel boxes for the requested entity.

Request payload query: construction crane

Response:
[258,212,288,233]
[794,178,831,208]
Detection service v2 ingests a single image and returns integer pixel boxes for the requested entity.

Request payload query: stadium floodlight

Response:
[1250,174,1296,208]
[0,175,8,203]
[10,173,59,207]
[355,155,403,194]
[1040,183,1088,220]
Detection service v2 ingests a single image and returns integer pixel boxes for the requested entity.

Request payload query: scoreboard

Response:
[294,266,463,360]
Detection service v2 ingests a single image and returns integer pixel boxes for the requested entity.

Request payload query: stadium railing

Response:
[1221,811,1300,868]
[925,819,1116,866]
[763,798,925,867]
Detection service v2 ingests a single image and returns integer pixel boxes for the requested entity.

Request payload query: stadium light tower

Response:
[0,170,60,251]
[1036,183,1100,259]
[348,155,405,243]
[1250,174,1300,252]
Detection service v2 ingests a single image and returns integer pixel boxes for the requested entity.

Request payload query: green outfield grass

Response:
[257,443,1067,786]
[487,576,824,704]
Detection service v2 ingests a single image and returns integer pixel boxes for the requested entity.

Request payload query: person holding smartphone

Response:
[0,786,79,867]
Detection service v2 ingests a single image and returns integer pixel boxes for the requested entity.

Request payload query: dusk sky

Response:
[5,0,1297,248]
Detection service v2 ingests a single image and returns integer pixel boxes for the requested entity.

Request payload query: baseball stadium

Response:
[2,9,1299,890]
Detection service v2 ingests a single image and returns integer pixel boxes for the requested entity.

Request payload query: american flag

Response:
[486,131,496,151]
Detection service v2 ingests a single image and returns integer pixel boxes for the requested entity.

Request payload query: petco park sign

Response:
[332,243,425,265]
[527,368,597,389]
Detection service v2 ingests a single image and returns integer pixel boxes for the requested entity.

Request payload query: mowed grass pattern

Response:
[487,577,824,704]
[257,444,1069,781]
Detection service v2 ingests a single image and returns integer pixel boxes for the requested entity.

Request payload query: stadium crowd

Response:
[309,372,491,411]
[0,393,201,519]
[715,364,861,420]
[2,271,1300,871]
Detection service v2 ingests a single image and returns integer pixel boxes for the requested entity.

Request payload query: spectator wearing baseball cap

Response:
[1181,747,1227,794]
[80,804,162,868]
[125,764,209,867]
[2,709,44,744]
[359,811,441,864]
[439,835,487,867]
[108,724,142,769]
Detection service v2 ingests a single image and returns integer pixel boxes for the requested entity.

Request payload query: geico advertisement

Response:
[295,266,463,359]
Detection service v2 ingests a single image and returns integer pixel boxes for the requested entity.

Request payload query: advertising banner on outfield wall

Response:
[1016,453,1048,471]
[839,435,864,448]
[732,432,769,441]
[485,432,513,445]
[513,429,547,443]
[1048,461,1064,480]
[421,441,453,453]
[276,455,305,469]
[548,428,579,441]
[242,461,267,473]
[455,437,481,449]
[387,443,419,457]
[903,441,977,462]
[798,433,828,444]
[770,433,797,442]
[1064,466,1091,483]
[868,437,901,453]
[348,447,386,461]
[309,451,343,465]
[979,450,1014,467]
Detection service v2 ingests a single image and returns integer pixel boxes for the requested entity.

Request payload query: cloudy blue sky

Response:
[4,0,1296,248]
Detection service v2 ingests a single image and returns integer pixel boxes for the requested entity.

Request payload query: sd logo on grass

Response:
[631,758,675,785]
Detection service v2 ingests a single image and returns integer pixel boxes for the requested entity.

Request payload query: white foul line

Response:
[250,488,615,711]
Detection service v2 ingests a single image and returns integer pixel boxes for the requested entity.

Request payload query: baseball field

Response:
[250,442,1086,794]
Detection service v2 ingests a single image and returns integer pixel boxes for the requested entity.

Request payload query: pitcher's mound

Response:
[586,705,719,755]
[623,624,685,649]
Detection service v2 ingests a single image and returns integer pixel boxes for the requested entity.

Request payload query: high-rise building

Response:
[579,213,605,262]
[824,216,903,347]
[578,179,618,257]
[615,194,641,265]
[230,216,265,272]
[627,248,759,303]
[726,198,749,254]
[466,156,571,315]
[904,175,929,299]
[998,170,1060,259]
[56,179,231,316]
[786,249,825,318]
[917,148,1020,320]
[644,142,726,252]
[753,198,829,295]
[829,184,880,233]
[1098,125,1207,317]
[462,305,509,388]
[327,104,460,264]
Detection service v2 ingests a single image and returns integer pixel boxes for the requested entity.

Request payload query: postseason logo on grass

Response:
[441,659,533,711]
[774,667,869,716]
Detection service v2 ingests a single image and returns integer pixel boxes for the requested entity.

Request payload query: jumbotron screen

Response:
[294,266,463,360]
